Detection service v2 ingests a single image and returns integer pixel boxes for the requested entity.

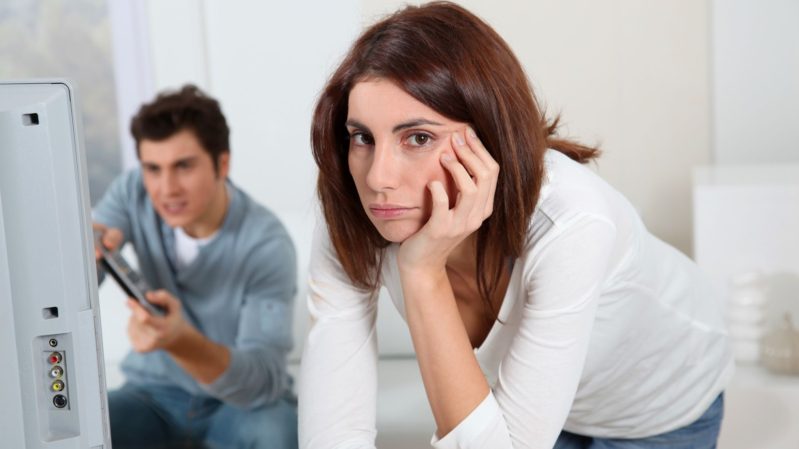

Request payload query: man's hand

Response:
[92,222,124,261]
[127,289,231,384]
[127,290,189,353]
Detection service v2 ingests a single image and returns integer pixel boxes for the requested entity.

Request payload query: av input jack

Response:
[49,366,64,378]
[48,352,62,364]
[48,338,58,348]
[53,394,68,409]
[51,380,65,392]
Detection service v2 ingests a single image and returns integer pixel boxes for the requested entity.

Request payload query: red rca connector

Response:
[48,352,63,364]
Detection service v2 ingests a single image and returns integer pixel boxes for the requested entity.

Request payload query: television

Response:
[0,80,112,448]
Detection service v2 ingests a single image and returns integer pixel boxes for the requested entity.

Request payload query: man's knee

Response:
[239,405,297,447]
[107,386,173,449]
[207,398,298,449]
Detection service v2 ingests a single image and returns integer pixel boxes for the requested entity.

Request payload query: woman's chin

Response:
[373,221,421,244]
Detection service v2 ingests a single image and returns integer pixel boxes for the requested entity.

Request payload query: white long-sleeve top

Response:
[298,150,733,449]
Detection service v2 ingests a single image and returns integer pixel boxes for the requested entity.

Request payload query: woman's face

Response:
[347,78,465,243]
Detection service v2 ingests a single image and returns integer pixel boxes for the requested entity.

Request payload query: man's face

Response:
[139,129,229,234]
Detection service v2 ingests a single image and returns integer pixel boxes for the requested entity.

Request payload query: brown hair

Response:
[312,2,599,318]
[131,84,230,172]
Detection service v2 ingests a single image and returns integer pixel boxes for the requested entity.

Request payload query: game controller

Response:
[94,230,166,316]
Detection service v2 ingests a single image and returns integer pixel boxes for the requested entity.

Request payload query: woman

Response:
[299,3,732,448]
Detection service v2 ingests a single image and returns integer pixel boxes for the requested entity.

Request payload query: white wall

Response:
[363,0,713,255]
[135,0,715,253]
[712,0,799,165]
[97,3,799,443]
[102,0,413,369]
[694,164,799,318]
[102,0,716,371]
[198,0,365,360]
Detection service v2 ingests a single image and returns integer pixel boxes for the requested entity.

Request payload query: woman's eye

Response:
[407,133,432,147]
[350,132,374,146]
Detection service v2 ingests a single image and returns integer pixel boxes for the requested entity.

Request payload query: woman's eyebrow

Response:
[392,118,444,133]
[345,119,369,131]
[345,118,445,133]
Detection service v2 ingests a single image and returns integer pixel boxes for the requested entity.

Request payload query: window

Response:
[0,0,122,204]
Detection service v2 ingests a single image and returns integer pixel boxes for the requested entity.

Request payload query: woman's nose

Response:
[365,142,400,192]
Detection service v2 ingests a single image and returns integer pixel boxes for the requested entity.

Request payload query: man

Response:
[93,85,297,448]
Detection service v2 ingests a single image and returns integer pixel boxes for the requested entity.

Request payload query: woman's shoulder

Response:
[535,150,634,229]
[521,150,645,259]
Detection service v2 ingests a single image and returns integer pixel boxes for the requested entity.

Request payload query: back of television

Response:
[0,80,111,449]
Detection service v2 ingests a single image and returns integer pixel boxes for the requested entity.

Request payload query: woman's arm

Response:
[408,215,616,449]
[298,222,380,449]
[401,268,490,437]
[398,129,617,448]
[397,128,499,438]
[405,215,616,449]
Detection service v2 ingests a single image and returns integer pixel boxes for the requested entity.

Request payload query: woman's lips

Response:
[369,204,414,219]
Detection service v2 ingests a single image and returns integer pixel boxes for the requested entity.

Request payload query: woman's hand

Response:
[396,128,498,437]
[397,127,499,275]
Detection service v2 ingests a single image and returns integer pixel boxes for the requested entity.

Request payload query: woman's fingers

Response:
[451,129,497,220]
[451,130,484,179]
[426,180,450,235]
[464,128,499,217]
[426,128,499,240]
[465,127,498,169]
[440,149,477,220]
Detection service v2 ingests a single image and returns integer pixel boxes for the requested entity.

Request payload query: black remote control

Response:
[94,230,166,316]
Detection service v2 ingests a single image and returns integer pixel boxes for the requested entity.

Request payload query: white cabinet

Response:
[694,164,799,448]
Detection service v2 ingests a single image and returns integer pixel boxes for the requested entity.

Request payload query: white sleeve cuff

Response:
[430,392,504,449]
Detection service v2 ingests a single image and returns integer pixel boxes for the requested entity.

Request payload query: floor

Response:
[106,358,799,448]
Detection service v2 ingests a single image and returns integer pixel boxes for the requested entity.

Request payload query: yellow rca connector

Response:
[49,366,64,378]
[51,380,65,392]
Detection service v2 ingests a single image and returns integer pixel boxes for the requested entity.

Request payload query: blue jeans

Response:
[554,394,724,449]
[108,383,298,449]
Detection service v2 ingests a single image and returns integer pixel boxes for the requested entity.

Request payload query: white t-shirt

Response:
[298,150,733,449]
[174,226,217,271]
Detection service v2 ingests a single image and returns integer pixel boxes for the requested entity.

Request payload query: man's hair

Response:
[311,2,599,321]
[130,84,230,171]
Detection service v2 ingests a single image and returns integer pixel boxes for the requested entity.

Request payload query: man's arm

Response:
[126,228,297,408]
[126,291,231,384]
[200,235,297,408]
[92,170,137,246]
